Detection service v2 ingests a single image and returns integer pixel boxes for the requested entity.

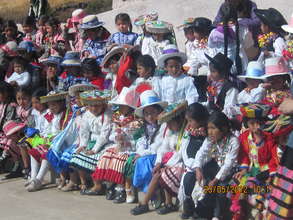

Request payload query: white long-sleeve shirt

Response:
[193,135,239,181]
[237,85,266,104]
[79,109,112,153]
[31,109,49,136]
[157,74,199,105]
[6,71,31,87]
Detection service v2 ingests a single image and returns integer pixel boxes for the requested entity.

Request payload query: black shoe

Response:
[2,171,23,180]
[181,198,195,219]
[157,204,178,215]
[80,188,105,196]
[113,190,126,204]
[130,204,150,215]
[106,189,116,200]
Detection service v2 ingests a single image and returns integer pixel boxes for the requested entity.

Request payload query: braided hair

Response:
[115,13,133,33]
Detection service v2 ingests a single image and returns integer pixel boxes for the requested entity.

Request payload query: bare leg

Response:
[125,178,132,196]
[20,147,30,169]
[164,189,173,205]
[78,170,88,186]
[90,179,103,191]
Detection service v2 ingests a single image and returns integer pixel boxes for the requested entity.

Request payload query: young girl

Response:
[193,111,239,220]
[42,55,62,92]
[22,16,37,42]
[108,13,138,47]
[204,53,239,119]
[87,87,142,203]
[58,51,88,91]
[156,45,199,105]
[131,101,188,215]
[35,15,49,49]
[80,15,110,65]
[26,91,71,191]
[208,2,253,76]
[261,57,291,117]
[255,8,288,60]
[6,57,31,88]
[70,90,112,192]
[232,103,278,219]
[141,20,173,64]
[3,20,24,44]
[81,58,104,90]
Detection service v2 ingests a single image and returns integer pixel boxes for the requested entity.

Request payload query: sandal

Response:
[130,204,150,215]
[156,204,178,215]
[61,182,79,192]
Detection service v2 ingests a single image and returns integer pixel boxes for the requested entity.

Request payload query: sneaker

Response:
[130,204,150,215]
[27,179,43,192]
[24,179,33,187]
[113,190,126,204]
[157,204,178,215]
[126,194,136,204]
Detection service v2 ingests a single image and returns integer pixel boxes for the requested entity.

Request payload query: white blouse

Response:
[193,135,239,181]
[237,85,266,105]
[157,74,199,105]
[79,109,112,153]
[6,71,31,87]
[42,111,63,138]
[31,109,49,136]
[131,76,161,96]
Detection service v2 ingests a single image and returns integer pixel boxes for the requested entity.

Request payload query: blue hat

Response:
[17,41,36,53]
[61,51,81,67]
[238,61,265,81]
[42,55,63,66]
[80,15,104,30]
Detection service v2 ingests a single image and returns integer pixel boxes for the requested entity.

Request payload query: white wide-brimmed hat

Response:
[71,9,86,23]
[80,15,104,30]
[238,61,265,81]
[135,90,168,118]
[101,46,125,68]
[61,51,81,67]
[157,44,187,68]
[109,87,139,109]
[282,13,293,33]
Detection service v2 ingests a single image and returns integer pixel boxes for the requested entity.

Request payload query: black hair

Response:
[0,81,15,103]
[136,55,156,76]
[81,58,102,76]
[32,88,47,100]
[221,2,242,75]
[23,16,36,27]
[209,62,229,79]
[169,112,186,126]
[115,13,133,32]
[4,20,18,31]
[164,56,183,67]
[143,104,164,116]
[45,17,60,28]
[242,117,265,129]
[12,56,28,70]
[38,15,49,25]
[208,111,240,133]
[236,0,253,18]
[186,103,209,127]
[184,26,194,35]
[16,86,32,97]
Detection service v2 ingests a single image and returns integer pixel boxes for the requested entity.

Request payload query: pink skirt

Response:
[28,144,49,163]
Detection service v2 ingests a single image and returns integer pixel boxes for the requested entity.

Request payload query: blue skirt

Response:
[133,154,156,193]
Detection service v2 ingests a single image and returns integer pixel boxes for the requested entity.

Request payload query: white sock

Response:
[30,156,40,180]
[36,160,49,182]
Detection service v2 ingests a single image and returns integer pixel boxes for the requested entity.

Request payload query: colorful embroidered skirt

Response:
[159,163,184,197]
[267,166,293,219]
[123,154,136,179]
[92,147,129,184]
[0,133,20,160]
[132,154,156,193]
[28,144,49,163]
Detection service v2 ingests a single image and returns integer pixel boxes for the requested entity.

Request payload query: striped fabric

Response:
[70,152,101,172]
[28,145,49,163]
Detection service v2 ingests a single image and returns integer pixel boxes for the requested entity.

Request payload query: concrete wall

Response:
[103,0,293,50]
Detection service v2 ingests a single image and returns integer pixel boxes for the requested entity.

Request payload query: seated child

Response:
[6,57,31,88]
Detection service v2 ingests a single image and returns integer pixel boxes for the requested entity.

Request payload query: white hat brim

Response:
[61,61,81,66]
[238,75,264,81]
[109,99,136,109]
[80,22,105,30]
[282,25,293,34]
[135,101,168,118]
[157,52,187,69]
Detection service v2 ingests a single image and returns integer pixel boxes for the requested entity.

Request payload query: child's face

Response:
[83,70,95,81]
[14,63,24,74]
[32,97,47,113]
[5,27,16,38]
[116,20,129,33]
[185,114,201,129]
[119,105,133,116]
[22,25,33,34]
[137,64,151,79]
[88,104,105,116]
[184,30,195,42]
[16,92,31,109]
[66,66,80,76]
[85,28,102,40]
[209,65,223,81]
[194,31,203,41]
[143,106,161,125]
[0,92,7,102]
[208,122,224,143]
[165,59,182,77]
[267,75,286,90]
[247,119,262,134]
[107,59,119,74]
[167,118,181,132]
[45,25,54,35]
[48,101,64,115]
[152,33,164,42]
[38,21,46,33]
[47,64,58,76]
[260,22,270,34]
[246,78,262,89]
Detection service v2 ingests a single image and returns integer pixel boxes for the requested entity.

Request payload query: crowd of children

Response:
[1,1,293,219]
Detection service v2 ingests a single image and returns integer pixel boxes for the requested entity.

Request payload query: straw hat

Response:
[135,90,168,118]
[40,91,68,104]
[263,57,290,78]
[71,9,86,23]
[240,103,271,119]
[157,44,187,68]
[80,15,104,30]
[3,120,26,136]
[264,114,293,137]
[157,101,188,125]
[145,20,173,34]
[61,51,81,67]
[134,11,159,26]
[109,87,139,109]
[41,55,63,66]
[238,61,265,81]
[282,13,293,34]
[80,89,111,105]
[101,46,125,68]
[68,84,98,97]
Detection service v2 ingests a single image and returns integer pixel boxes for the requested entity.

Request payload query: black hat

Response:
[193,17,213,34]
[205,53,233,73]
[254,8,287,34]
[81,58,99,72]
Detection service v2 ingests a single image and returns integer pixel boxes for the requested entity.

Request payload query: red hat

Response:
[3,120,26,136]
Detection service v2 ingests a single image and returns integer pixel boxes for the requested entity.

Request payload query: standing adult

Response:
[28,0,51,20]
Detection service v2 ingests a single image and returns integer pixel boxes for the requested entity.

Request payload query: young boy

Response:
[156,44,199,105]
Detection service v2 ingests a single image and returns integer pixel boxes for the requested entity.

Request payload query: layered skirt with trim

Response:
[28,144,49,163]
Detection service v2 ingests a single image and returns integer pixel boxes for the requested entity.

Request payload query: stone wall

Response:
[112,0,146,9]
